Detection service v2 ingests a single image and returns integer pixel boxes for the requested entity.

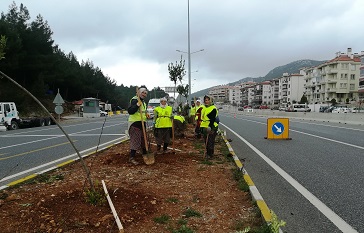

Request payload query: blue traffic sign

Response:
[272,122,284,135]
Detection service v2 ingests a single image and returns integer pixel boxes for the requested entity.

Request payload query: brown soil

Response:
[0,125,263,233]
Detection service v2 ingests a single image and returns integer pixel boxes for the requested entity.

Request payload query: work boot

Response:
[129,157,139,165]
[162,143,169,154]
[156,145,163,155]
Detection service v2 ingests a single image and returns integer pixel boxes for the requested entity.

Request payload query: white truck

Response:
[147,98,160,119]
[0,102,53,130]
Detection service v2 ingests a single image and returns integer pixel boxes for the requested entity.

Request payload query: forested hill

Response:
[0,3,167,112]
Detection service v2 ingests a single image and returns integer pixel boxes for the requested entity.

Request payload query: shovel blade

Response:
[143,153,155,165]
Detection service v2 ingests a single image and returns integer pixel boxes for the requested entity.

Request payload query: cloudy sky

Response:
[1,0,363,93]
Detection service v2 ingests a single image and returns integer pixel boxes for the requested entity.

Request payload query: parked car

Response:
[238,107,244,111]
[319,106,329,112]
[259,105,269,109]
[289,104,310,112]
[279,106,286,111]
[271,106,279,110]
[324,106,336,113]
[332,107,349,113]
[351,107,364,113]
[100,110,108,117]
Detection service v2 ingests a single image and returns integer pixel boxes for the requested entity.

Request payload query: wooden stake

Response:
[101,180,124,233]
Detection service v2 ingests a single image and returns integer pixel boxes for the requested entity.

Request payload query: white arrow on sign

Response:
[274,124,282,133]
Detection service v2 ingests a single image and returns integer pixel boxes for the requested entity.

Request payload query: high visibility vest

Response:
[154,105,173,128]
[200,105,218,128]
[174,115,185,123]
[195,105,205,120]
[128,96,147,122]
[190,106,196,116]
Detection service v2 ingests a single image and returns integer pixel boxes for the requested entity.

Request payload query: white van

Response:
[147,99,160,119]
[290,104,311,112]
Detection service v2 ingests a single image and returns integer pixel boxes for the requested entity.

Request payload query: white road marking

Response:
[221,122,359,233]
[0,137,125,182]
[0,134,125,137]
[0,122,126,150]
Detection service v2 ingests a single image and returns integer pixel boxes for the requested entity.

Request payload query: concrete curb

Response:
[221,131,283,233]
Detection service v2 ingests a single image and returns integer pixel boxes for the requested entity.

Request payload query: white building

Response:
[302,48,361,104]
[228,86,242,106]
[261,81,272,105]
[208,85,229,102]
[359,51,364,100]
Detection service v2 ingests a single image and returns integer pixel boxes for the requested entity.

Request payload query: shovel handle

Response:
[136,87,149,152]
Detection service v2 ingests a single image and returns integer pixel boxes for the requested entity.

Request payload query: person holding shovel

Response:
[153,97,173,154]
[194,99,204,139]
[127,87,148,165]
[200,95,219,160]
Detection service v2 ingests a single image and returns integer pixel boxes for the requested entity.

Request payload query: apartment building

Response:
[270,79,280,105]
[261,81,272,105]
[302,48,361,104]
[241,84,256,106]
[228,86,242,106]
[208,85,229,102]
[359,52,364,100]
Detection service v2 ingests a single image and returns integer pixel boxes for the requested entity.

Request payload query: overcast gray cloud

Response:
[1,0,363,93]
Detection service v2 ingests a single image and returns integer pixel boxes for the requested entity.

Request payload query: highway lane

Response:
[219,112,363,233]
[0,115,131,187]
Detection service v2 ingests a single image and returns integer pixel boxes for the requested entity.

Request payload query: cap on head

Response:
[160,97,167,102]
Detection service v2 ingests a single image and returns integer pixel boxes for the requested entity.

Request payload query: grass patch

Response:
[201,160,213,165]
[177,218,188,226]
[172,224,194,233]
[183,208,202,218]
[166,197,179,203]
[193,142,204,150]
[0,191,8,200]
[153,214,170,224]
[35,173,64,183]
[84,181,106,206]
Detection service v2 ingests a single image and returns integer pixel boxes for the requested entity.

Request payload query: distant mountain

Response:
[191,59,326,98]
[264,59,325,80]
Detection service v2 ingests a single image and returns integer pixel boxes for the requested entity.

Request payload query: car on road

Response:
[332,107,349,113]
[351,107,364,113]
[100,110,108,117]
[238,107,244,111]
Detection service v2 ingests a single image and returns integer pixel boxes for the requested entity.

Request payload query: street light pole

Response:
[187,0,191,105]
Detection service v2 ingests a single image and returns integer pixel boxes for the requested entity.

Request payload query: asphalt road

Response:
[219,112,364,233]
[0,115,133,188]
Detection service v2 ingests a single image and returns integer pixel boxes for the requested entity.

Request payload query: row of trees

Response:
[0,2,169,112]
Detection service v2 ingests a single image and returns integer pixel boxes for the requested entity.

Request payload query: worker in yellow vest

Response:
[127,87,148,165]
[194,99,204,139]
[200,95,219,159]
[153,97,173,154]
[173,110,186,137]
[189,101,197,125]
